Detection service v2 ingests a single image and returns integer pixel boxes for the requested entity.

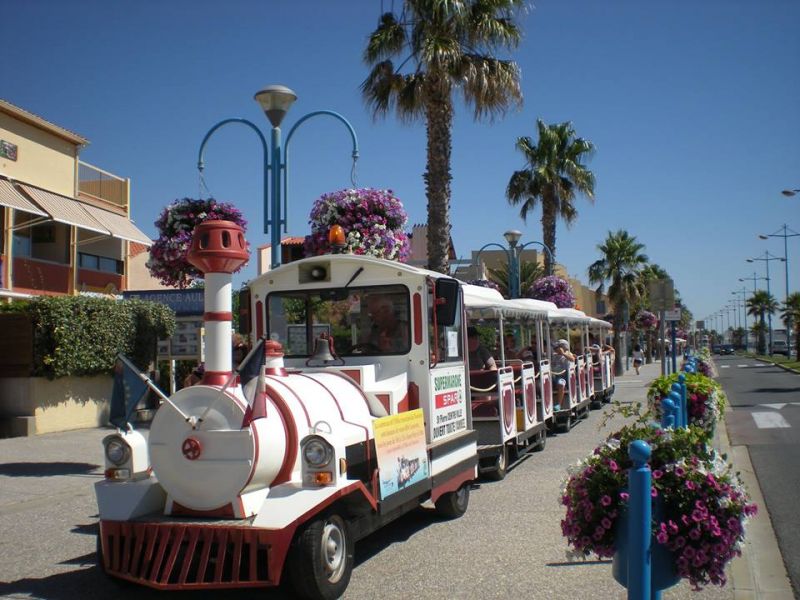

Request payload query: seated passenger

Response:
[502,333,520,361]
[550,339,576,410]
[468,326,497,371]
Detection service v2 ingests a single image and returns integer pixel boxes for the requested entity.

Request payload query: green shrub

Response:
[0,296,175,378]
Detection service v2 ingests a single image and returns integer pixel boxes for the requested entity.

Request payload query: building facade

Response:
[0,99,153,300]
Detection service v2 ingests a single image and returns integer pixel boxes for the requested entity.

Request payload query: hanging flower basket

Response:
[304,188,410,261]
[647,373,726,439]
[146,198,248,288]
[526,275,575,308]
[561,422,756,590]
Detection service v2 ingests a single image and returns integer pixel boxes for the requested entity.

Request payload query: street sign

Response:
[647,279,674,312]
[123,289,204,316]
[696,320,705,330]
[664,309,681,321]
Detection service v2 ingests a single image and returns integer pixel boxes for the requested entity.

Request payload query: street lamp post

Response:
[759,225,799,356]
[739,273,768,351]
[474,230,554,298]
[781,189,799,197]
[198,84,359,270]
[747,252,785,352]
[731,288,748,349]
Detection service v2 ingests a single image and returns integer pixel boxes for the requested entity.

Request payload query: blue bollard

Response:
[668,389,683,428]
[660,397,676,429]
[628,440,652,600]
[670,384,682,424]
[677,374,688,427]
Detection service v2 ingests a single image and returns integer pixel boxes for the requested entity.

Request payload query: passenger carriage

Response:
[462,288,550,480]
[588,317,615,404]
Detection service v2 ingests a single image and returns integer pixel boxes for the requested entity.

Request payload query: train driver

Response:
[365,293,409,353]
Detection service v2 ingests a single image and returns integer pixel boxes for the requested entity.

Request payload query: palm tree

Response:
[746,290,778,355]
[362,0,524,274]
[506,120,596,275]
[487,260,544,298]
[636,263,670,363]
[588,230,649,376]
[781,292,800,360]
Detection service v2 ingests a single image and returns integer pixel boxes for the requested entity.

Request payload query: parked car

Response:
[718,344,735,355]
[770,340,789,356]
[711,344,721,355]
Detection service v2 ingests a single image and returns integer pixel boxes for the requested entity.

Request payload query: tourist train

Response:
[94,220,614,600]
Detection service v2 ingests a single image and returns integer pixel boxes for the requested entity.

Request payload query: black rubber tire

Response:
[533,428,547,452]
[556,414,572,434]
[434,484,470,519]
[484,445,507,481]
[287,514,353,600]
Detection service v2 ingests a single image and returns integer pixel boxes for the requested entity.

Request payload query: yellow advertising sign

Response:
[373,409,429,499]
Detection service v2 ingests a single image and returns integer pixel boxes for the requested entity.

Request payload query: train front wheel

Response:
[287,513,353,600]
[434,483,470,519]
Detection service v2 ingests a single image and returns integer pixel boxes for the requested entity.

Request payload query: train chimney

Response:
[186,220,249,386]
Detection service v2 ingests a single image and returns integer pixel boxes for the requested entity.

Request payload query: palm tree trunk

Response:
[423,78,453,274]
[613,316,624,376]
[541,189,557,275]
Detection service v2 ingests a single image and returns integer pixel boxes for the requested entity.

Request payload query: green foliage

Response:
[0,296,175,378]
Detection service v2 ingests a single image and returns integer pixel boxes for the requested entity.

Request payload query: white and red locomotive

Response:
[95,221,477,599]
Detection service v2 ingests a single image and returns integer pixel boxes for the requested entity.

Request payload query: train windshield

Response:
[267,284,411,357]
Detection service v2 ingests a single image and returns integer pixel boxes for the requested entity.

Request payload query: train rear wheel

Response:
[287,513,353,600]
[434,484,470,519]
[484,445,507,481]
[556,414,572,434]
[533,428,547,452]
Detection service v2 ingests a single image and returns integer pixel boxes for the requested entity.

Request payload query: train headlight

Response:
[105,437,130,466]
[102,430,150,482]
[302,437,333,468]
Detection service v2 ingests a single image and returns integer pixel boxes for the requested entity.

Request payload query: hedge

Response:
[0,296,175,379]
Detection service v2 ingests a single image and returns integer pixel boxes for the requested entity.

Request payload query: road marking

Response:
[752,412,791,429]
[762,403,788,410]
[721,365,730,368]
[737,364,750,368]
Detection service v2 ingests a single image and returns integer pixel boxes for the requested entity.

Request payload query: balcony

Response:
[78,161,128,210]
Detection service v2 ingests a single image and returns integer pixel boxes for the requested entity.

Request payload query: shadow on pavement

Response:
[0,461,100,477]
[747,387,800,394]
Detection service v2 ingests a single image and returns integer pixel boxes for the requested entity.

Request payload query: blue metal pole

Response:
[670,321,677,374]
[269,126,283,269]
[678,374,687,427]
[510,246,520,299]
[668,391,683,428]
[628,440,652,600]
[660,397,675,429]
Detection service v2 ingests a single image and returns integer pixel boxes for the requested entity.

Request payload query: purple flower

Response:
[600,495,612,506]
[525,275,576,308]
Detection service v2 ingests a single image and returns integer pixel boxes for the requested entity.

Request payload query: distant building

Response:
[0,99,157,299]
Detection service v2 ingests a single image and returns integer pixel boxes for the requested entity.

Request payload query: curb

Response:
[720,414,795,599]
[752,357,800,375]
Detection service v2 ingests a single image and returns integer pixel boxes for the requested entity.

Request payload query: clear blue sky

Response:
[3,0,798,326]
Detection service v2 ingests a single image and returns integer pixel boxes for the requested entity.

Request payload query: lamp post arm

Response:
[474,243,513,292]
[518,240,554,276]
[283,110,360,234]
[197,118,270,234]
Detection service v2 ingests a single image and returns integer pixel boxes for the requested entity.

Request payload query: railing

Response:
[78,161,128,209]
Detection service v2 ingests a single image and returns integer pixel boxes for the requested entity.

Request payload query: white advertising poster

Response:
[429,365,468,442]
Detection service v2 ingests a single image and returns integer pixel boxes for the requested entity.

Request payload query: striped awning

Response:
[0,179,48,216]
[81,203,152,246]
[18,184,108,234]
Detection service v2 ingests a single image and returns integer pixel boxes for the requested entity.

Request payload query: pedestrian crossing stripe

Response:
[752,412,791,429]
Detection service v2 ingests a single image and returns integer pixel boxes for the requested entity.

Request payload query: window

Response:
[78,252,123,274]
[267,284,411,357]
[430,284,463,363]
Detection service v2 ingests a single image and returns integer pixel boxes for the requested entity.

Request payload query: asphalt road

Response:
[716,354,800,598]
[0,359,737,599]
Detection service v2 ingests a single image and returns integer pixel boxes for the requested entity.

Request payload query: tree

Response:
[780,292,800,360]
[506,120,596,275]
[487,260,544,299]
[746,290,778,355]
[587,230,649,376]
[362,0,524,274]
